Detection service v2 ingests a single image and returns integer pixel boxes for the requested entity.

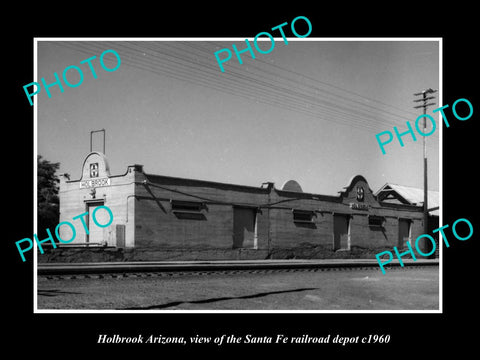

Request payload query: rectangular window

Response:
[170,199,205,212]
[368,215,385,228]
[170,199,206,220]
[292,209,316,224]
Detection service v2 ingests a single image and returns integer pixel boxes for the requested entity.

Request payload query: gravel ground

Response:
[37,267,439,311]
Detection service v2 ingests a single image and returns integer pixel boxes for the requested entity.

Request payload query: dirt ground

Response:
[37,266,439,311]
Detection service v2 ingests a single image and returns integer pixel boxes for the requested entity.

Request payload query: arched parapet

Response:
[339,174,376,205]
[79,152,111,181]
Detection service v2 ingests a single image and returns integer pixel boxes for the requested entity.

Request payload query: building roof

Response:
[374,183,439,216]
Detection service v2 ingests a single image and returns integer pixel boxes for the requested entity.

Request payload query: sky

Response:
[36,39,440,196]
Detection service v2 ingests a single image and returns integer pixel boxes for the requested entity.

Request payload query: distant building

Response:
[375,183,439,257]
[45,152,436,262]
[374,183,439,216]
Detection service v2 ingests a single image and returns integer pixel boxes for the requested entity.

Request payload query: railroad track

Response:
[38,260,438,280]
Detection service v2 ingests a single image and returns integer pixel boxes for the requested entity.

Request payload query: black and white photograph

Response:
[34,39,441,312]
[7,6,478,355]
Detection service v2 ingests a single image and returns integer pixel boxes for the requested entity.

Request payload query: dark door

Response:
[333,214,350,250]
[398,219,411,249]
[233,207,256,249]
[116,224,125,248]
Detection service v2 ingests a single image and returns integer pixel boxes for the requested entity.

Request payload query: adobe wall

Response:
[133,171,270,251]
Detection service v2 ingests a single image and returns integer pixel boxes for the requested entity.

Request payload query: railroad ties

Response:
[38,259,438,280]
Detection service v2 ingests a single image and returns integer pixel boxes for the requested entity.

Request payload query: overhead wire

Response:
[136,40,417,129]
[50,40,425,130]
[179,40,435,123]
[182,40,423,119]
[47,40,439,145]
[136,41,439,140]
[139,42,406,129]
[51,41,393,134]
[116,41,399,133]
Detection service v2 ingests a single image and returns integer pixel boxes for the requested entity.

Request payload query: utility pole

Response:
[413,88,437,242]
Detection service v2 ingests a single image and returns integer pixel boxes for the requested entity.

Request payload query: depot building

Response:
[46,151,438,262]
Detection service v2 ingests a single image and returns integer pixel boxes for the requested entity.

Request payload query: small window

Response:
[170,199,205,212]
[170,200,206,220]
[293,209,316,224]
[368,215,385,227]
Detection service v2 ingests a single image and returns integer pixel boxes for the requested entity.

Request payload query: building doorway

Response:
[333,214,350,250]
[233,207,257,249]
[398,218,412,249]
[87,201,106,245]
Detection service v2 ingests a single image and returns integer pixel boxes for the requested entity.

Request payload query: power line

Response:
[199,41,423,118]
[51,41,390,133]
[144,41,439,136]
[47,41,440,145]
[146,41,418,126]
[122,41,400,131]
[120,41,437,134]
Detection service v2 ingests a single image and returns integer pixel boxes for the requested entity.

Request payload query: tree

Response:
[37,155,60,236]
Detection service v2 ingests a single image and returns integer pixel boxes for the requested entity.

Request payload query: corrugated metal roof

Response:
[375,183,439,216]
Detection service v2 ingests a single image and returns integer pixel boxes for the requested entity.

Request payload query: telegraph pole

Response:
[413,88,437,239]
